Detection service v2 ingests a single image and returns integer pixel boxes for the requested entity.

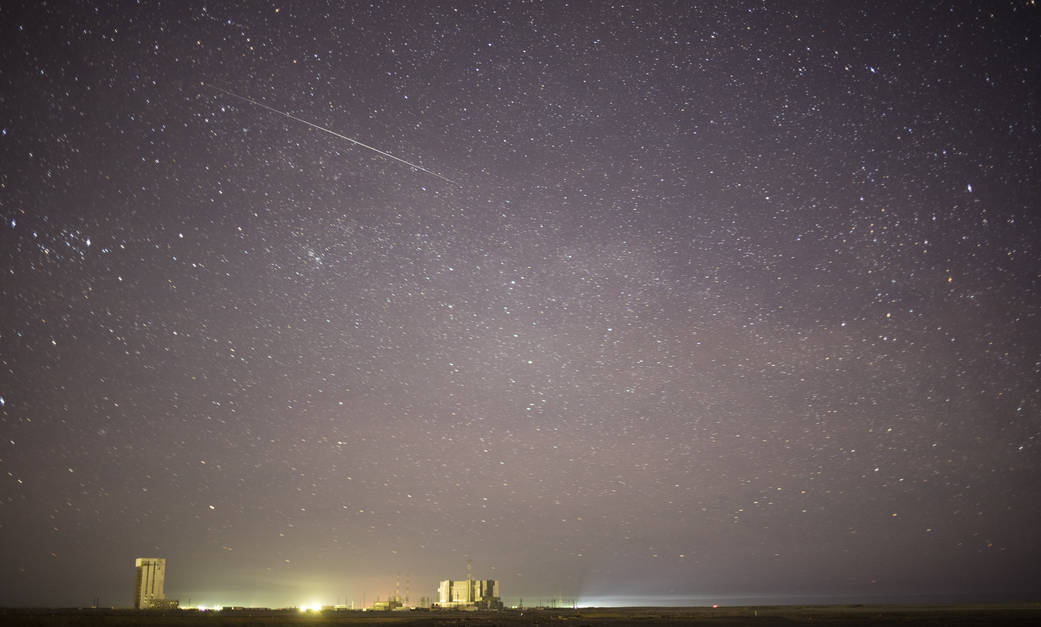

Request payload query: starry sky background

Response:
[2,0,1040,609]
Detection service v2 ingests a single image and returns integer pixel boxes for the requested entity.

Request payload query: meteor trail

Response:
[203,83,459,186]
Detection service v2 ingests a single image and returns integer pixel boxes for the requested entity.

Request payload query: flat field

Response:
[2,605,1040,627]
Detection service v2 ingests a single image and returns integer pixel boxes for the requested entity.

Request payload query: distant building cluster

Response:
[369,598,403,611]
[132,556,504,611]
[133,558,178,609]
[437,577,503,610]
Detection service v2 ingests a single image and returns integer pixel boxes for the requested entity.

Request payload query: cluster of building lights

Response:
[136,556,502,612]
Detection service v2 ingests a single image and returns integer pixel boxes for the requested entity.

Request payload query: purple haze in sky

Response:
[1,0,1039,609]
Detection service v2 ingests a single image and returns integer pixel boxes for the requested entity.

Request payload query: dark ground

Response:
[2,605,1040,627]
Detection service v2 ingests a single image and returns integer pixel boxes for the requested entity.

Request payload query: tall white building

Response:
[133,557,166,609]
[437,578,501,609]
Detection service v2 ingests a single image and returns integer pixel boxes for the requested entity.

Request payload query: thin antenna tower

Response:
[466,556,474,603]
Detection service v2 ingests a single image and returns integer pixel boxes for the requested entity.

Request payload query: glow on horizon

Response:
[575,594,776,608]
[574,591,975,608]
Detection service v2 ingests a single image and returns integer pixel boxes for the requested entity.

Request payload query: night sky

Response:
[2,1,1040,609]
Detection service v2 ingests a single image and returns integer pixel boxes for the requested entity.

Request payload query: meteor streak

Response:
[204,83,459,185]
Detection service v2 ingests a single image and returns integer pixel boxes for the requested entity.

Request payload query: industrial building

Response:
[133,557,178,609]
[436,577,502,610]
